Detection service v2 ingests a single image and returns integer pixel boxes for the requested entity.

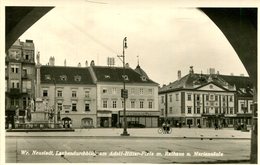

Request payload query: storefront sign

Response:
[119,111,159,117]
[97,113,111,117]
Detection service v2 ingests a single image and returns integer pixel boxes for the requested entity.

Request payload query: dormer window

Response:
[141,76,147,81]
[74,75,81,82]
[104,75,110,79]
[60,75,67,81]
[122,75,129,81]
[45,74,51,80]
[240,88,246,93]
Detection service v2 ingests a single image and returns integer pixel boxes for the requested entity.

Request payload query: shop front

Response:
[201,114,225,128]
[119,111,160,128]
[97,111,112,128]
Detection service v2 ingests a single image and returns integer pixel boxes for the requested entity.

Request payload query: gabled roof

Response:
[194,81,229,91]
[160,73,253,97]
[91,66,158,85]
[40,66,94,85]
[135,65,149,78]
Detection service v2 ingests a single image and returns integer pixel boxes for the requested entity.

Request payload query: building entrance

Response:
[111,114,118,127]
[100,117,109,127]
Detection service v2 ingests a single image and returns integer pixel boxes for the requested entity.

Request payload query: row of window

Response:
[57,103,90,112]
[45,74,81,82]
[6,80,32,90]
[102,100,153,109]
[8,65,32,74]
[161,107,235,115]
[161,94,234,103]
[9,50,33,61]
[102,88,154,95]
[43,89,90,98]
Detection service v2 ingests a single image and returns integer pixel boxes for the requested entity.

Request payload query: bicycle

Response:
[158,127,172,134]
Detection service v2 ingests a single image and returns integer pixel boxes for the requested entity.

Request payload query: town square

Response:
[2,1,257,164]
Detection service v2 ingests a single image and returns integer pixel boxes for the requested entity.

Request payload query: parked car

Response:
[127,121,145,128]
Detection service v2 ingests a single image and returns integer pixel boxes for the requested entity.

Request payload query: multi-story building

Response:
[5,39,36,128]
[89,62,159,128]
[159,67,253,128]
[39,61,97,128]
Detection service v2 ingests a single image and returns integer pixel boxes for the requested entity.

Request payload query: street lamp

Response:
[52,77,57,128]
[118,37,130,136]
[242,102,247,131]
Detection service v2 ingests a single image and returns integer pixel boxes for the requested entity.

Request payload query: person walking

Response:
[214,122,218,130]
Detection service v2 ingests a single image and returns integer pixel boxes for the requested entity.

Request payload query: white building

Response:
[89,63,159,128]
[159,67,253,128]
[39,65,97,128]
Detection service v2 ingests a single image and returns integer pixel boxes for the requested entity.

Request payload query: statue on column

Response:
[36,51,40,65]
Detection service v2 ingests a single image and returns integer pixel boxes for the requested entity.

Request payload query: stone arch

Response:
[81,117,94,128]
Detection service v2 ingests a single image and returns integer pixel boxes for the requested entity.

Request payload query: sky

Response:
[19,0,248,86]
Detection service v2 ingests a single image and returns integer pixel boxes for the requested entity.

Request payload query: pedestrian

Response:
[69,121,72,128]
[162,122,166,133]
[214,123,218,130]
[166,122,170,134]
[188,122,191,128]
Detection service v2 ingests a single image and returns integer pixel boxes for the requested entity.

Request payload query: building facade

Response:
[159,67,253,128]
[5,39,36,128]
[39,65,97,128]
[89,64,159,128]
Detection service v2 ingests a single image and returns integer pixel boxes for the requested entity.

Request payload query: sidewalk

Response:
[5,128,251,139]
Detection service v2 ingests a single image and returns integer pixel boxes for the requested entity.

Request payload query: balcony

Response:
[7,88,21,96]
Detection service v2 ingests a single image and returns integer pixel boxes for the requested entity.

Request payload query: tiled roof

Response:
[91,66,158,84]
[40,66,94,85]
[160,73,253,97]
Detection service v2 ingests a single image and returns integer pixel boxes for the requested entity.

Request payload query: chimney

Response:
[217,71,219,75]
[78,62,81,67]
[85,60,88,67]
[178,70,181,80]
[240,74,244,77]
[209,68,215,75]
[230,73,234,76]
[125,63,129,68]
[64,59,67,66]
[49,56,55,66]
[189,66,194,74]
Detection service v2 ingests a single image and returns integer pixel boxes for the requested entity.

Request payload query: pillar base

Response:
[121,130,130,136]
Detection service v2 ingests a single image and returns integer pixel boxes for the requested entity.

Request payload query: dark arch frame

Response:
[5,7,258,163]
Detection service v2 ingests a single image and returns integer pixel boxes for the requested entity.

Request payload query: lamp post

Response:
[119,37,130,136]
[242,102,247,131]
[52,77,57,128]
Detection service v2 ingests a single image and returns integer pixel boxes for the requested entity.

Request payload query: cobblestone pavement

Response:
[6,136,250,163]
[5,127,251,139]
[5,128,251,163]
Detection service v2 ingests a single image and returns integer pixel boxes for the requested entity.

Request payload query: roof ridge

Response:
[41,65,90,69]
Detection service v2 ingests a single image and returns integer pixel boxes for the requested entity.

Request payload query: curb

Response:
[6,129,75,132]
[5,135,251,140]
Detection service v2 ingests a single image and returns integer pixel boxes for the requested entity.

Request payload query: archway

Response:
[62,117,72,128]
[5,7,257,163]
[81,118,93,128]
